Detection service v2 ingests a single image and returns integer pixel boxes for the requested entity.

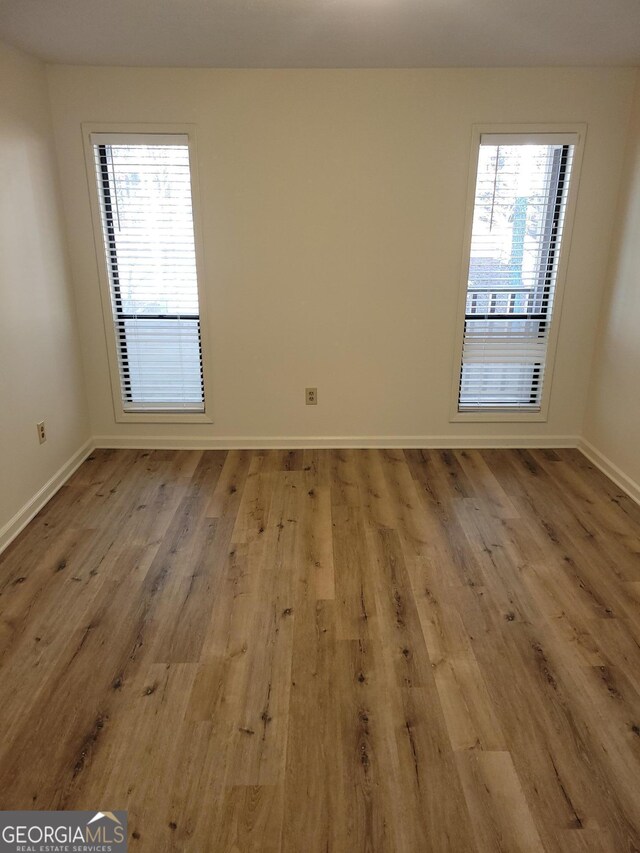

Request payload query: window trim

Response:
[83,122,213,424]
[449,123,586,424]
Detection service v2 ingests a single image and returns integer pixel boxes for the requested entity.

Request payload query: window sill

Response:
[115,411,213,425]
[450,409,548,424]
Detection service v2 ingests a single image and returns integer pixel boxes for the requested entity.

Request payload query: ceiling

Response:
[0,0,639,68]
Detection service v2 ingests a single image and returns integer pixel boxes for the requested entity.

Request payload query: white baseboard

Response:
[93,433,581,451]
[0,439,94,557]
[578,439,640,506]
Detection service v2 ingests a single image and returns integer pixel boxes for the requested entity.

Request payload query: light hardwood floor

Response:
[1,448,640,852]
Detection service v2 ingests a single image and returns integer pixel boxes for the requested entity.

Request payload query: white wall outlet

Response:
[37,421,46,444]
[305,387,318,406]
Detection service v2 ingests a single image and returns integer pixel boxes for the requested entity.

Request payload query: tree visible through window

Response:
[458,135,576,412]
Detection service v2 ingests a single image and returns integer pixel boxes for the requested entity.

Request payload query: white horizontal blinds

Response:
[92,135,204,412]
[459,135,576,411]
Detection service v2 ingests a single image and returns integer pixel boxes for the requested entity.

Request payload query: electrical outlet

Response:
[37,421,46,444]
[305,387,318,406]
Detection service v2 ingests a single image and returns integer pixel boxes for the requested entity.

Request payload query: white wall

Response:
[0,43,90,543]
[584,71,640,495]
[46,66,636,446]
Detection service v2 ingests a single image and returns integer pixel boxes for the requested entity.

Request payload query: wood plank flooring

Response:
[1,448,640,852]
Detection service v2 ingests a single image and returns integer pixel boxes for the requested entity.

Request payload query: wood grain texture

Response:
[0,447,639,852]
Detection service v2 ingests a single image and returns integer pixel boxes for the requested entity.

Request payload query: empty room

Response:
[0,0,639,849]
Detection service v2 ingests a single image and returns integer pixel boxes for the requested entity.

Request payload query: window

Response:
[456,131,580,415]
[89,132,206,416]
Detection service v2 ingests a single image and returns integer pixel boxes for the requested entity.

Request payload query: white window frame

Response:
[449,123,586,423]
[83,122,213,424]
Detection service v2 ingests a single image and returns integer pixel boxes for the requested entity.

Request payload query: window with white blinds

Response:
[91,133,205,413]
[458,133,577,413]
